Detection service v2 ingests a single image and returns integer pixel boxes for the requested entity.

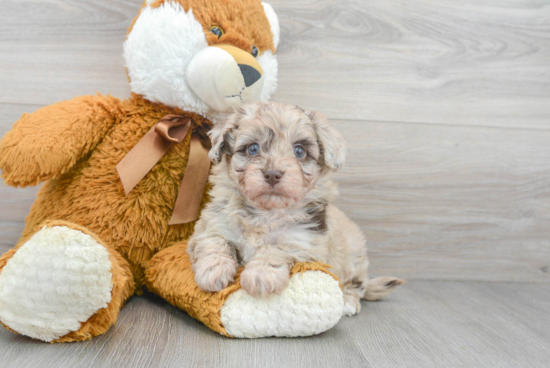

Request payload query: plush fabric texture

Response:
[261,2,280,49]
[146,242,342,337]
[184,45,266,111]
[0,221,135,343]
[0,95,121,188]
[221,270,344,338]
[1,94,212,281]
[257,50,278,102]
[0,225,113,342]
[135,0,276,54]
[124,2,210,116]
[125,0,279,118]
[0,0,344,341]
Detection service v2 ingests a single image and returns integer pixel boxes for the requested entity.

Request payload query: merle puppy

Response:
[187,101,404,315]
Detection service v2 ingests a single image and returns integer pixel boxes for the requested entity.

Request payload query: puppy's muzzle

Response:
[264,170,283,186]
[186,44,264,112]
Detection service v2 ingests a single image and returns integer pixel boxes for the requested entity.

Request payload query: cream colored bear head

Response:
[124,0,280,122]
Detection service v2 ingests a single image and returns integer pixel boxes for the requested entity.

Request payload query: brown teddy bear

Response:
[0,0,344,342]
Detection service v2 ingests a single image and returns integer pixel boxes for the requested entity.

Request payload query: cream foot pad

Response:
[0,226,113,342]
[221,270,344,338]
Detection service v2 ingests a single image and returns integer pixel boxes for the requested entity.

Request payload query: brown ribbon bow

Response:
[116,114,211,225]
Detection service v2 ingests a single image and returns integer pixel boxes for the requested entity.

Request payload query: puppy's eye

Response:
[209,26,224,39]
[251,45,259,58]
[247,143,260,156]
[293,145,306,159]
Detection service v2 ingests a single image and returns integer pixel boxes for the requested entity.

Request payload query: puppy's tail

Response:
[363,276,406,301]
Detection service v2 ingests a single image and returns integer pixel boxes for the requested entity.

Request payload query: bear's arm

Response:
[0,94,122,187]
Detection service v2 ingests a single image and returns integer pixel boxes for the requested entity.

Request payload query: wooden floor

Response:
[0,281,548,368]
[1,0,549,367]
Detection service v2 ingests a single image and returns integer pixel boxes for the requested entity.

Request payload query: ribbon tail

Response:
[116,126,170,195]
[117,120,191,195]
[169,133,211,225]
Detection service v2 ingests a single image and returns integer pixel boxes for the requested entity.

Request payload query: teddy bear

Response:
[0,0,344,342]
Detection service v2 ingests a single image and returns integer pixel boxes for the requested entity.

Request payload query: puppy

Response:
[187,101,404,316]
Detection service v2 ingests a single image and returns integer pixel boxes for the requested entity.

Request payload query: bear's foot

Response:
[220,269,344,338]
[0,222,134,342]
[147,243,344,338]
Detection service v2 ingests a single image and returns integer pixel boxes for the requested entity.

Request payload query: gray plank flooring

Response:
[0,281,549,368]
[1,0,549,366]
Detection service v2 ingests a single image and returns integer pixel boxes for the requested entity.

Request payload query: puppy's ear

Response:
[308,111,346,171]
[208,111,241,164]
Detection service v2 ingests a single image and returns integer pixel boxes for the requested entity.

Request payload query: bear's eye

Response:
[293,145,306,159]
[251,45,259,58]
[247,143,260,156]
[209,26,224,39]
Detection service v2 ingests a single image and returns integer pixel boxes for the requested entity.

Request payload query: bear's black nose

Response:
[238,64,262,87]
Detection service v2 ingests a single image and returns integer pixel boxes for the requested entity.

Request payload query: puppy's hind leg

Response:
[342,276,406,316]
[341,272,369,316]
[342,285,364,316]
[327,205,405,313]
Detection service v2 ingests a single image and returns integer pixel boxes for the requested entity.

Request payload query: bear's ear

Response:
[208,112,242,164]
[262,3,280,49]
[307,111,347,171]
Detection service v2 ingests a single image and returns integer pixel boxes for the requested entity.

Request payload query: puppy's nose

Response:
[238,64,262,87]
[264,170,283,186]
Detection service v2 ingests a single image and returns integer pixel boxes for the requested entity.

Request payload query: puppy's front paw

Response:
[240,261,290,298]
[193,255,238,292]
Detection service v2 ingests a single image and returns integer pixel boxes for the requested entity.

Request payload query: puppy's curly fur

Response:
[188,101,404,316]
